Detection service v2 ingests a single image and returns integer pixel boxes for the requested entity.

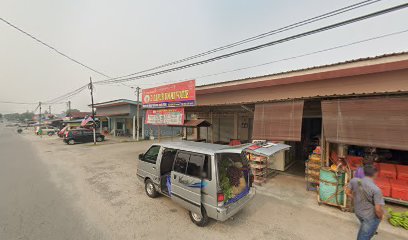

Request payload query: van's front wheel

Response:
[189,208,209,227]
[145,179,159,198]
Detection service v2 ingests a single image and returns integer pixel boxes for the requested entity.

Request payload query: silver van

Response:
[137,141,289,226]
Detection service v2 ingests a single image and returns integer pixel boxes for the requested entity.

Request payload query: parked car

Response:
[63,128,104,145]
[58,126,73,138]
[137,141,289,226]
[35,126,57,136]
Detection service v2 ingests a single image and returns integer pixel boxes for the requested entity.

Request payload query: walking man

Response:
[346,165,385,240]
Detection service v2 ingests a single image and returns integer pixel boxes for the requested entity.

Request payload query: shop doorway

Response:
[285,101,322,177]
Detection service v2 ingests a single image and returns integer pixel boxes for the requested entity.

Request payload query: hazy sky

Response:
[1,0,407,114]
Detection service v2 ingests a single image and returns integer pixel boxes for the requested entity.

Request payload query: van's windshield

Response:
[216,153,250,205]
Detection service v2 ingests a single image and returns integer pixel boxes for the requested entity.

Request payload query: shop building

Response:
[186,52,408,203]
[94,99,177,139]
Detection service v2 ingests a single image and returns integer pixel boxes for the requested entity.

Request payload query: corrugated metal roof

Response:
[197,52,408,89]
[93,99,140,107]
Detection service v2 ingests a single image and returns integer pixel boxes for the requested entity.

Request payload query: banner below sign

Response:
[145,108,185,125]
[142,80,196,108]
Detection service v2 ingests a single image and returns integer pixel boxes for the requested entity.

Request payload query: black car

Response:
[63,128,105,145]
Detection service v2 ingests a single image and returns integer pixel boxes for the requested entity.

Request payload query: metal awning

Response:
[322,97,408,151]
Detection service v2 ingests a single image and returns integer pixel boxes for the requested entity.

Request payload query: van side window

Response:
[203,155,211,180]
[187,154,204,178]
[173,152,189,174]
[143,145,161,164]
[161,148,177,174]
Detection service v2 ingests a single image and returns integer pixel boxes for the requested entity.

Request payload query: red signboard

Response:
[142,80,196,108]
[145,108,185,125]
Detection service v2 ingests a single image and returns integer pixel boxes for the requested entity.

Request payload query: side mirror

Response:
[139,153,144,160]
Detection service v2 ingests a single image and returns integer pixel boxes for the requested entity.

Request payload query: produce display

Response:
[248,154,267,185]
[219,158,247,203]
[227,166,243,187]
[306,149,322,191]
[387,208,408,230]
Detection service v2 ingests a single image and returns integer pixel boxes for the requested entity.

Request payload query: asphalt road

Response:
[0,127,102,240]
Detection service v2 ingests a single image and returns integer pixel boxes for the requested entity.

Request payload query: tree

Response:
[4,111,34,122]
[0,113,3,118]
[66,108,80,115]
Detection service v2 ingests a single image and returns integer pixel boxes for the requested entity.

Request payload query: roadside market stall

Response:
[321,97,408,207]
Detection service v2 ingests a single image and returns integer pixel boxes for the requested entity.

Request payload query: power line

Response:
[32,103,40,113]
[0,17,110,78]
[191,29,408,81]
[37,0,385,103]
[0,100,37,105]
[92,0,384,83]
[36,1,405,104]
[45,85,88,104]
[121,29,408,89]
[97,3,408,85]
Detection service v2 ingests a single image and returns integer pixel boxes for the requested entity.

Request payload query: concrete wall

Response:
[96,105,131,116]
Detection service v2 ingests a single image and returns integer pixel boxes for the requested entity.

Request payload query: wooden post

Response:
[135,87,140,141]
[158,125,161,142]
[321,120,326,166]
[233,112,238,139]
[325,142,330,167]
[132,115,136,140]
[141,115,145,140]
[210,111,214,143]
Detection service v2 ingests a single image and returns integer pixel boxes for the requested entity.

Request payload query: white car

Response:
[35,126,57,136]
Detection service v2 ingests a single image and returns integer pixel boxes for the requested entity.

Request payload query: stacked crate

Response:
[376,164,408,202]
[249,154,268,185]
[306,153,321,191]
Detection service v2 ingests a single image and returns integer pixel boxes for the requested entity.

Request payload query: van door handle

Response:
[152,167,156,170]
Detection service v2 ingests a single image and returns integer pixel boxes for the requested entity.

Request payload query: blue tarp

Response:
[166,175,172,196]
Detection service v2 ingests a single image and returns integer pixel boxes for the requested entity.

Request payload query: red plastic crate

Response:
[375,177,391,197]
[346,155,364,171]
[378,163,397,180]
[396,165,408,181]
[390,179,408,201]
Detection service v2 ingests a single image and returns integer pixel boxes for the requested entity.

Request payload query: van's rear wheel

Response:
[145,179,158,198]
[189,207,209,227]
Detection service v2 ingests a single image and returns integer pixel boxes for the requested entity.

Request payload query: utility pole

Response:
[88,77,96,145]
[136,86,140,141]
[67,101,71,119]
[48,105,51,115]
[39,102,42,138]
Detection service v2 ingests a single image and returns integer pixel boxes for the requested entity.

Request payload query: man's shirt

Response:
[348,177,385,220]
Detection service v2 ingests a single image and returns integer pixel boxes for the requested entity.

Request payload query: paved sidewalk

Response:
[14,132,408,240]
[255,173,408,238]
